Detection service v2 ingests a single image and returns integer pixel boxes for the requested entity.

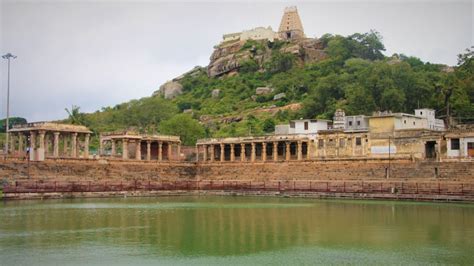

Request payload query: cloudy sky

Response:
[0,0,472,122]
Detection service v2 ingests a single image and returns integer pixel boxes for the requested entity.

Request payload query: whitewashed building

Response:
[414,108,445,131]
[275,119,330,135]
[446,130,474,158]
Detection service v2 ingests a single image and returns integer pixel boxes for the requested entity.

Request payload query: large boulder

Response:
[273,93,286,101]
[256,87,273,95]
[157,81,183,99]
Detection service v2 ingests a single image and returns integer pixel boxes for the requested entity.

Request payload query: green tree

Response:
[159,114,205,146]
[265,52,296,74]
[380,88,406,112]
[65,105,86,125]
[239,59,259,74]
[0,117,27,133]
[262,118,276,133]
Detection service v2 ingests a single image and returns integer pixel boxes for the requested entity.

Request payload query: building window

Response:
[318,139,324,148]
[413,121,416,125]
[356,137,362,146]
[451,138,460,150]
[420,111,423,115]
[349,121,353,126]
[404,120,407,124]
[357,121,361,126]
[304,121,308,130]
[339,139,345,148]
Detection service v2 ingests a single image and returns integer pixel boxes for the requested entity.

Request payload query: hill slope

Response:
[67,31,474,147]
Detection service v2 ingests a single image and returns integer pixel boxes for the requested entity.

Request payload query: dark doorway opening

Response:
[425,141,436,159]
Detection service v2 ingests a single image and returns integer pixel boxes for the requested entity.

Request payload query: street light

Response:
[2,53,17,154]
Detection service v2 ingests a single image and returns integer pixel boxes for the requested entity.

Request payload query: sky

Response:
[0,0,472,122]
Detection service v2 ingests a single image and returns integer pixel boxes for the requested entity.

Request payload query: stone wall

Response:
[1,158,473,183]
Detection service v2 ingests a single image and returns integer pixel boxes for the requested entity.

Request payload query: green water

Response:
[1,196,473,265]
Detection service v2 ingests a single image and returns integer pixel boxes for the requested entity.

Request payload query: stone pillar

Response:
[158,142,163,161]
[210,144,215,162]
[240,143,245,162]
[84,133,90,159]
[297,141,302,161]
[135,140,141,160]
[251,142,256,162]
[18,134,24,154]
[203,145,208,162]
[262,143,267,162]
[53,132,60,158]
[71,133,77,158]
[230,144,235,162]
[122,139,128,160]
[177,144,181,161]
[285,142,291,161]
[273,142,278,161]
[146,141,151,161]
[39,131,46,150]
[307,141,311,160]
[111,140,116,156]
[219,143,225,162]
[30,131,37,150]
[167,143,172,161]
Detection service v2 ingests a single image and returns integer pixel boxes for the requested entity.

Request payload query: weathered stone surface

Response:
[273,93,286,100]
[207,38,327,78]
[1,160,473,183]
[256,87,273,95]
[208,41,248,77]
[211,89,221,98]
[155,81,183,99]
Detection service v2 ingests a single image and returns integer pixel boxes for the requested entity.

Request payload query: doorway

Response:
[468,142,474,157]
[425,141,436,159]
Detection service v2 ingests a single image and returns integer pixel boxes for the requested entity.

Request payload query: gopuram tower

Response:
[278,6,306,40]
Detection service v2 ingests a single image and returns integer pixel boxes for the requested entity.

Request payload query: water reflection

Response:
[1,197,473,264]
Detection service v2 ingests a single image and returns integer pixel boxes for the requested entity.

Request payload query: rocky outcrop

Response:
[156,81,183,99]
[207,41,250,77]
[207,38,327,78]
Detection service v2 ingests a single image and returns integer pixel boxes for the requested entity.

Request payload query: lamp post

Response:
[2,53,17,154]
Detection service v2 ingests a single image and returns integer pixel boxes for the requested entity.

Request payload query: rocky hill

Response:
[69,31,472,147]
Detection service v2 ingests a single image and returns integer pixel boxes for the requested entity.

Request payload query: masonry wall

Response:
[1,158,473,183]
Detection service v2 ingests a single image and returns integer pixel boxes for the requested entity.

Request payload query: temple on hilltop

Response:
[278,6,306,40]
[221,6,306,43]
